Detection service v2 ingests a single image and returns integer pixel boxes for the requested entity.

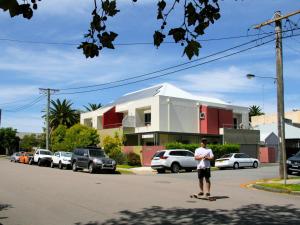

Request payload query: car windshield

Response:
[221,154,233,158]
[295,151,300,157]
[89,149,105,157]
[61,152,72,157]
[16,153,21,156]
[27,153,33,156]
[153,151,165,158]
[40,151,52,155]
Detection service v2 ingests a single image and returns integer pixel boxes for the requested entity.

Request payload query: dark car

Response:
[287,151,300,175]
[71,147,116,174]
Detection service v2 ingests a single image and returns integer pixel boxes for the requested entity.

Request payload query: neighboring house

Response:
[251,110,300,127]
[80,83,259,156]
[254,122,300,161]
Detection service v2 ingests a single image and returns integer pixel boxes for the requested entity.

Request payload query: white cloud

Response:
[176,66,257,94]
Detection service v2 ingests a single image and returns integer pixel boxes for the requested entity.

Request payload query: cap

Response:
[201,138,208,143]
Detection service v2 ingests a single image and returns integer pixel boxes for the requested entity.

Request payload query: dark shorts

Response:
[198,168,211,179]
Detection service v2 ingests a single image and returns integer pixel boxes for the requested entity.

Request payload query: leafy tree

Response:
[20,133,45,151]
[0,127,20,155]
[102,132,126,164]
[49,99,80,131]
[249,105,265,122]
[84,103,102,112]
[51,124,100,151]
[51,125,68,151]
[0,0,222,59]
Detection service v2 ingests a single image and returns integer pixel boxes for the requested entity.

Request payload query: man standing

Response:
[194,138,214,198]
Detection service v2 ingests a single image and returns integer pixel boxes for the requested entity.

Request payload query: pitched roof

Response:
[114,83,228,105]
[254,122,300,141]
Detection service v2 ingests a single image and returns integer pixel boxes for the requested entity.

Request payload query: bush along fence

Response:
[122,143,240,167]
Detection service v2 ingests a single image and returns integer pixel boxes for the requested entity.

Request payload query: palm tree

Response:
[249,105,265,121]
[49,99,80,130]
[84,103,102,112]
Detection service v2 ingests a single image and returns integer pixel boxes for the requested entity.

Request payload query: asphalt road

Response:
[0,159,299,225]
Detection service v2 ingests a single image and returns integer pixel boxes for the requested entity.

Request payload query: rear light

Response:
[160,156,168,159]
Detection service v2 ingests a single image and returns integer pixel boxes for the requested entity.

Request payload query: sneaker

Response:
[197,192,204,196]
[206,193,211,197]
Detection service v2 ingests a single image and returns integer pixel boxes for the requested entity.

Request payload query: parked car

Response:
[71,147,117,173]
[31,149,53,166]
[10,152,22,162]
[287,151,300,175]
[151,149,197,173]
[215,153,260,169]
[19,152,34,164]
[51,151,72,169]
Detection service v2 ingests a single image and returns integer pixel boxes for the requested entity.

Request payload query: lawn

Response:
[258,183,300,192]
[117,164,138,169]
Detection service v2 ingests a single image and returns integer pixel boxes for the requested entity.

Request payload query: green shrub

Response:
[127,152,141,166]
[109,147,127,165]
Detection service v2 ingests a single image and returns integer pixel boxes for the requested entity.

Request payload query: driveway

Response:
[0,159,299,225]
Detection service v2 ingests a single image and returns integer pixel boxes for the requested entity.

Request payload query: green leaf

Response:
[153,31,165,47]
[168,28,186,43]
[157,0,166,11]
[184,40,201,60]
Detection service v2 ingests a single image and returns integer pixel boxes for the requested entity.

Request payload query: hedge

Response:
[165,142,240,160]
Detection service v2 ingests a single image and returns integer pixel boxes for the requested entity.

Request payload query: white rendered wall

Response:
[159,96,198,133]
[116,96,160,133]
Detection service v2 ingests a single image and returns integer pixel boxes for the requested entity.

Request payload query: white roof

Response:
[123,83,228,105]
[254,123,300,141]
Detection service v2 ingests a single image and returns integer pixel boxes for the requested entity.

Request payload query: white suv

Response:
[51,151,72,169]
[31,149,53,166]
[151,149,197,173]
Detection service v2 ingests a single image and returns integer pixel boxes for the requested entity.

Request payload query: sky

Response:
[0,0,300,133]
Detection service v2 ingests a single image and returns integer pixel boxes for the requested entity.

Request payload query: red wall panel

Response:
[200,105,233,135]
[102,106,123,129]
[219,109,233,129]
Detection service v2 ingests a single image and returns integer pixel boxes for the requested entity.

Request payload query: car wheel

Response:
[253,161,258,168]
[59,161,63,169]
[157,169,165,173]
[72,162,78,172]
[171,163,180,173]
[50,161,54,168]
[88,163,94,174]
[38,159,42,166]
[233,162,239,169]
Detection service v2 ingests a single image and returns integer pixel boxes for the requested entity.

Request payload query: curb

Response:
[252,184,300,196]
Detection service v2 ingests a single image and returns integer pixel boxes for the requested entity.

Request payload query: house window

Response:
[144,113,151,126]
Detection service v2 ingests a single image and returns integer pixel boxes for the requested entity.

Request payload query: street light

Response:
[246,73,287,185]
[246,74,277,81]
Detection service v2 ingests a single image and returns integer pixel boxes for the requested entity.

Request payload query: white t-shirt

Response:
[194,147,214,169]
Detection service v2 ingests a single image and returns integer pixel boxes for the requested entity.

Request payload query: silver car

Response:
[10,152,22,162]
[215,153,260,169]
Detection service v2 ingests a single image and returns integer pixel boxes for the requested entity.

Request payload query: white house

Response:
[80,83,251,146]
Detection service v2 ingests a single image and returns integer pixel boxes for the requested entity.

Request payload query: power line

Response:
[0,31,275,47]
[59,32,276,91]
[57,33,300,96]
[58,28,299,92]
[2,96,44,112]
[57,38,277,95]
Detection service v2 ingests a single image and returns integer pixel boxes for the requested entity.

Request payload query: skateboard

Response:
[190,194,216,201]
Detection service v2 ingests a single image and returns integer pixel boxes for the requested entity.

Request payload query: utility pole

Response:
[39,88,59,150]
[254,10,300,184]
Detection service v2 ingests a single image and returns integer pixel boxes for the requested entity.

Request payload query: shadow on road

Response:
[0,204,12,221]
[75,204,300,225]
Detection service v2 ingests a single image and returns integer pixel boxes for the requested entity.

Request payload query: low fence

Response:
[259,147,276,163]
[122,146,165,166]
